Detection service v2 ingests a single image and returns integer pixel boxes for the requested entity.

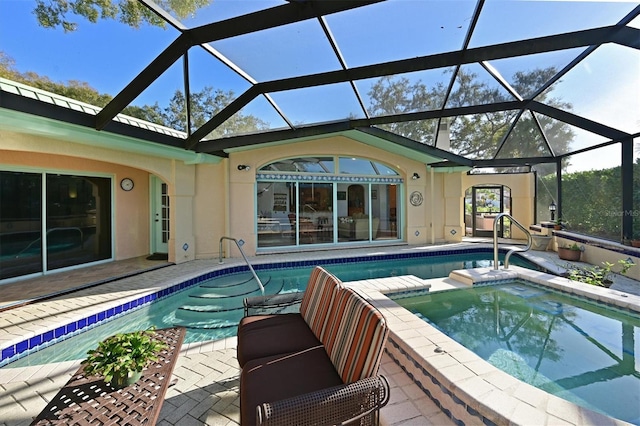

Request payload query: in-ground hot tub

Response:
[348,267,640,426]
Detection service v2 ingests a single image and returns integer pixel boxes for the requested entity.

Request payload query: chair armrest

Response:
[244,292,305,316]
[256,375,390,426]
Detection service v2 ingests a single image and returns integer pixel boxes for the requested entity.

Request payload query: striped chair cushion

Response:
[324,287,389,384]
[299,266,342,342]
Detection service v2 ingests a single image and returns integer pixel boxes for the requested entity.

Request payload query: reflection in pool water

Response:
[395,280,640,425]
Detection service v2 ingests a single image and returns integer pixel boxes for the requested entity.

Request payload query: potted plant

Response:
[553,218,565,231]
[564,259,634,287]
[631,232,640,248]
[82,328,167,389]
[557,242,582,261]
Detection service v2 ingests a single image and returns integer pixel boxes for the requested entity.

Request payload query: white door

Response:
[151,176,169,254]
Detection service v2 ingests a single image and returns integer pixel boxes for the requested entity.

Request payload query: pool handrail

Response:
[493,213,532,270]
[218,236,265,295]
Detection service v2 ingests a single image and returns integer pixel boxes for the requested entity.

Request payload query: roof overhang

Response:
[0,107,222,164]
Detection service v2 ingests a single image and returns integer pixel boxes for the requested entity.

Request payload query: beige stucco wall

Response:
[1,126,538,270]
[192,163,227,260]
[224,135,445,255]
[453,172,535,240]
[0,130,192,263]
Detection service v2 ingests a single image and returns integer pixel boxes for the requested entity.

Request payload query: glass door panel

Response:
[297,183,333,245]
[257,182,297,247]
[472,186,503,238]
[0,171,42,280]
[45,175,112,271]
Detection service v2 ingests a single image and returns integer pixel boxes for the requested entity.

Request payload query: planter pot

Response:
[631,240,640,248]
[110,370,143,389]
[558,247,581,261]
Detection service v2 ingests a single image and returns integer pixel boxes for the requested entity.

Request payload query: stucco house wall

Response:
[223,136,450,255]
[1,117,537,280]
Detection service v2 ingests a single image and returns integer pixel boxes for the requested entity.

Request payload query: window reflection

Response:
[45,175,112,271]
[0,172,112,281]
[0,171,42,279]
[257,157,401,248]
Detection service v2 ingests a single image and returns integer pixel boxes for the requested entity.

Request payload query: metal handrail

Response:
[493,213,532,270]
[218,236,265,295]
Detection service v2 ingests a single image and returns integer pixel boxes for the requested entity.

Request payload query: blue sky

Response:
[1,0,637,171]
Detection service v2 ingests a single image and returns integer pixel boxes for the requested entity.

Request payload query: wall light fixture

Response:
[237,165,251,171]
[412,172,420,180]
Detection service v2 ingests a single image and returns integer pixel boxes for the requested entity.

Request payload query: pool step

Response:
[174,279,285,330]
[199,272,265,288]
[190,276,272,299]
[183,281,283,309]
[173,315,242,330]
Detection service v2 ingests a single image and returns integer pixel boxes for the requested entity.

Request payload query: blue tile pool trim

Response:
[0,247,534,367]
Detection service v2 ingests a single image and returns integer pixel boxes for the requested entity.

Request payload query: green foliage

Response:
[82,328,167,383]
[34,0,210,32]
[368,68,574,169]
[540,159,640,241]
[565,259,634,287]
[562,242,581,251]
[0,51,268,136]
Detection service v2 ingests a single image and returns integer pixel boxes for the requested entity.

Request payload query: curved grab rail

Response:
[493,213,532,270]
[218,236,265,295]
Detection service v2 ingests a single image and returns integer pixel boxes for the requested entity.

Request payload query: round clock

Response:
[120,178,134,191]
[410,191,423,206]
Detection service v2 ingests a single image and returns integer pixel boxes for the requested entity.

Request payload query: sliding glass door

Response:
[1,171,112,281]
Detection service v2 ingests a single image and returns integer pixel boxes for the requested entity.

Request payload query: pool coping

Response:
[345,266,640,426]
[0,245,540,367]
[2,244,638,425]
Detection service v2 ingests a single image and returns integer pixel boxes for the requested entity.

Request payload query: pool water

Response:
[3,252,541,368]
[394,280,640,425]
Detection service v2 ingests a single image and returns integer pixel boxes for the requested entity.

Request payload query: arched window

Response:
[256,156,402,248]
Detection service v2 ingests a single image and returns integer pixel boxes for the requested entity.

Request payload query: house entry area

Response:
[0,170,112,281]
[465,185,512,238]
[256,157,402,248]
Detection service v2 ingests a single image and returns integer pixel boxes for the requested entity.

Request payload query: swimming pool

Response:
[393,279,640,425]
[1,249,543,368]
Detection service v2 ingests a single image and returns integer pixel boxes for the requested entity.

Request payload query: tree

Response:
[0,51,113,106]
[367,67,575,173]
[34,0,211,32]
[160,87,269,139]
[0,51,269,137]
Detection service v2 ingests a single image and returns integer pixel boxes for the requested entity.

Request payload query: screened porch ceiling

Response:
[2,0,639,169]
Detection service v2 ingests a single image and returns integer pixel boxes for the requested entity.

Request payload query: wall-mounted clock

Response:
[120,178,134,191]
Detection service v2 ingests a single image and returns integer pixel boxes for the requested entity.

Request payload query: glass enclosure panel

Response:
[376,120,438,146]
[45,175,112,271]
[634,139,640,242]
[561,147,622,241]
[0,171,42,280]
[535,165,558,224]
[268,82,365,125]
